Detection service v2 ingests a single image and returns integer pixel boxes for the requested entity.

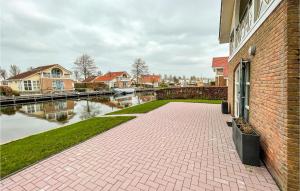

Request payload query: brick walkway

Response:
[1,103,279,191]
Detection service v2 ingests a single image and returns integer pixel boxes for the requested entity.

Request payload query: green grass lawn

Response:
[0,116,135,178]
[107,99,222,115]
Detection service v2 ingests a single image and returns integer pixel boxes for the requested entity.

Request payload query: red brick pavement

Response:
[1,102,279,191]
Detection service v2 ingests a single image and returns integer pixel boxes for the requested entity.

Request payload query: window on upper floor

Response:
[43,72,50,78]
[217,68,224,75]
[230,0,275,55]
[51,68,62,78]
[239,0,251,22]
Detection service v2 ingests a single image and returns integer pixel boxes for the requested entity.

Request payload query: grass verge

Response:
[107,99,222,115]
[0,116,135,178]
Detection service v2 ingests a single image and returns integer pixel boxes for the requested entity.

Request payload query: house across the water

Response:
[219,0,299,189]
[93,71,131,89]
[211,57,228,86]
[139,74,161,88]
[6,64,74,94]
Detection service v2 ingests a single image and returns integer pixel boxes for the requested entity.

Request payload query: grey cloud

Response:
[1,0,228,77]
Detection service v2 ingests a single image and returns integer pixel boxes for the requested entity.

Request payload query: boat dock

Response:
[0,91,114,106]
[0,88,157,106]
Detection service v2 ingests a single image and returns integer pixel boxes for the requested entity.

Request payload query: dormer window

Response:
[51,68,62,78]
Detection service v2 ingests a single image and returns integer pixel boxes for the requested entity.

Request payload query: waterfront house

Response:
[94,71,131,88]
[219,0,299,189]
[139,74,161,88]
[211,57,228,86]
[6,64,74,94]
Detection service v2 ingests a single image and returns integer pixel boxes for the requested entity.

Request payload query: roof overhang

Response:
[219,0,235,44]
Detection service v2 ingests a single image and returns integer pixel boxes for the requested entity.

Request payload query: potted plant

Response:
[221,100,229,114]
[232,118,260,166]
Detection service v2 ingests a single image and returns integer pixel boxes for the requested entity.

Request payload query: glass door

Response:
[234,65,241,117]
[234,60,250,120]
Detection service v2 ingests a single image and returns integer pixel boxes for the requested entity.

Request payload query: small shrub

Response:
[235,118,255,135]
[12,90,20,96]
[74,82,108,91]
[159,83,169,88]
[0,86,13,96]
[240,123,254,134]
[235,117,244,125]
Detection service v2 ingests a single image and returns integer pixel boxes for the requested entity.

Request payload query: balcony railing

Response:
[229,0,275,56]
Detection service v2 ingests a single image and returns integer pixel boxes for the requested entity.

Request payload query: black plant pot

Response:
[232,119,261,166]
[221,101,229,114]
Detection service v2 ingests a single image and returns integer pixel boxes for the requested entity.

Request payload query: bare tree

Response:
[131,58,148,85]
[9,64,21,77]
[97,70,102,76]
[74,54,97,80]
[27,66,34,71]
[0,67,7,80]
[73,70,80,81]
[164,74,168,81]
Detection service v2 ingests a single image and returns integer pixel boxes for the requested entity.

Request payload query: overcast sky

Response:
[1,0,228,78]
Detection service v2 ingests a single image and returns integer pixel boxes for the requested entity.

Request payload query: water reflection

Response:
[79,100,102,120]
[0,92,156,143]
[18,101,75,123]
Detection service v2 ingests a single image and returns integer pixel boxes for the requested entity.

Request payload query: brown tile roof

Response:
[212,57,229,77]
[81,76,98,83]
[7,64,57,80]
[94,72,127,82]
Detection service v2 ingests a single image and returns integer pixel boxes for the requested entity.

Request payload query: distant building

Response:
[94,71,131,88]
[211,57,228,86]
[139,74,161,87]
[5,64,74,94]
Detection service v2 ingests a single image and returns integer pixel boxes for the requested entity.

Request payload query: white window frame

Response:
[234,67,241,118]
[229,0,282,60]
[32,81,40,91]
[23,80,32,91]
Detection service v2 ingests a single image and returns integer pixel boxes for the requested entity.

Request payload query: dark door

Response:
[239,60,250,121]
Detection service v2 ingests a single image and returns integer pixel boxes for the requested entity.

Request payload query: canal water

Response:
[0,92,156,144]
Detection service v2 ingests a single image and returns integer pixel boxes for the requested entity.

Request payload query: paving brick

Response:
[0,103,279,191]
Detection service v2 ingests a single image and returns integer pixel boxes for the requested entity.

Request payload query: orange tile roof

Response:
[140,74,161,83]
[212,57,229,77]
[7,64,57,80]
[94,71,127,82]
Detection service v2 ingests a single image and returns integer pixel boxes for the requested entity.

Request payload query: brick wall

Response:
[227,0,299,190]
[156,87,227,100]
[41,78,74,93]
[286,0,299,189]
[215,76,227,86]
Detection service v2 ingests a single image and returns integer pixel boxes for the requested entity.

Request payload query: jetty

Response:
[0,88,157,106]
[0,91,113,106]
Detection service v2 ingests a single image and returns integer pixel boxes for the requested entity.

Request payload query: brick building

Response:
[219,0,299,190]
[212,57,229,86]
[6,64,74,94]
